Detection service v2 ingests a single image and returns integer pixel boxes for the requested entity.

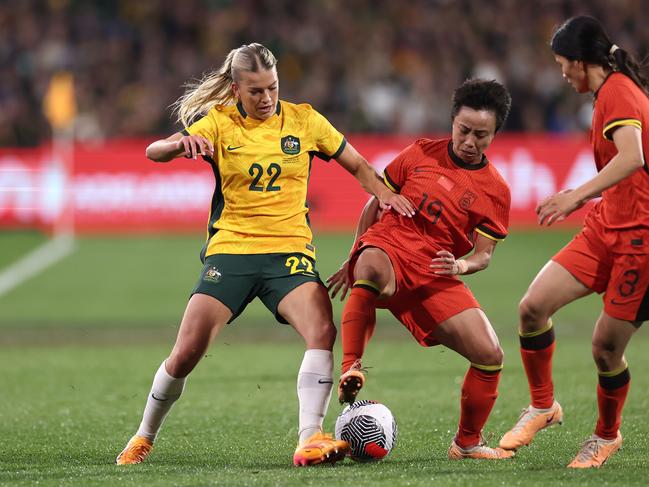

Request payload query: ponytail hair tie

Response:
[609,44,620,55]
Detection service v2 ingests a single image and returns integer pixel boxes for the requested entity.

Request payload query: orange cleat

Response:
[293,432,350,466]
[338,360,366,404]
[116,436,153,465]
[448,439,515,460]
[499,401,563,450]
[567,432,622,468]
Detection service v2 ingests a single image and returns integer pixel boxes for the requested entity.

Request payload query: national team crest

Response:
[203,266,222,283]
[459,190,477,210]
[281,135,301,155]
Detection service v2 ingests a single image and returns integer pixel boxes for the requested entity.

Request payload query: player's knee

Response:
[484,345,504,366]
[518,296,548,331]
[167,337,211,377]
[471,344,503,366]
[354,252,388,286]
[591,338,619,371]
[166,350,201,378]
[303,319,337,349]
[353,263,382,284]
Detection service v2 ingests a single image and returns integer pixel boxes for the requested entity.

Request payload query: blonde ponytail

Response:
[172,43,278,128]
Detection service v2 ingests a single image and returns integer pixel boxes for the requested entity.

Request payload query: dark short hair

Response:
[451,79,512,132]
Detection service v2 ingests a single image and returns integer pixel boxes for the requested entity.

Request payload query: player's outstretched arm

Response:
[430,235,498,276]
[537,125,643,226]
[334,143,416,217]
[146,132,214,163]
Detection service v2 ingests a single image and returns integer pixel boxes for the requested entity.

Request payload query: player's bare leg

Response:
[117,294,231,465]
[339,248,396,403]
[434,308,513,459]
[279,282,350,465]
[501,261,591,450]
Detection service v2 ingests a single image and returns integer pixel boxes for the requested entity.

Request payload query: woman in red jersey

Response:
[328,79,514,460]
[499,16,649,468]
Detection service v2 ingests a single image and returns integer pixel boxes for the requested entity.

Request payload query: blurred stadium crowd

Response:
[2,0,648,146]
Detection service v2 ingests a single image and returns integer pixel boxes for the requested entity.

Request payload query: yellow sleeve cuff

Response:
[603,119,642,140]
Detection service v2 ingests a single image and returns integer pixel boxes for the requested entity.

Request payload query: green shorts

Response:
[191,253,324,324]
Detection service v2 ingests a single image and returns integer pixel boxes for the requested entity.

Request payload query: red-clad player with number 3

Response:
[499,16,649,468]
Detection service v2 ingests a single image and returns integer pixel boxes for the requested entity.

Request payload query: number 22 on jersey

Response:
[249,163,282,192]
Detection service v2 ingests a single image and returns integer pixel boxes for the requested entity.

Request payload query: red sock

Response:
[520,327,555,409]
[455,366,500,449]
[595,368,630,439]
[340,285,378,374]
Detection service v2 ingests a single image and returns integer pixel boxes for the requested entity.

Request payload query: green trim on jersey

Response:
[200,157,224,262]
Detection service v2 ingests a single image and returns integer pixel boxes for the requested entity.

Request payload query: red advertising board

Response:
[0,134,596,233]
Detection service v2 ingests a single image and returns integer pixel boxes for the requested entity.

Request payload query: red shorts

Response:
[552,224,649,322]
[349,237,480,347]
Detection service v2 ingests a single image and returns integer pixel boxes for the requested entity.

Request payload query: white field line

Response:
[0,235,76,298]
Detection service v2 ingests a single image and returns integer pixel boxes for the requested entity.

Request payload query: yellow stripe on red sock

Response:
[470,363,503,373]
[353,279,380,294]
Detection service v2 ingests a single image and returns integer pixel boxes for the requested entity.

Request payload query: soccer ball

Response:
[335,400,397,461]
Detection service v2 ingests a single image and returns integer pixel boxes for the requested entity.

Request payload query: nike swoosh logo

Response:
[227,145,244,151]
[318,379,334,384]
[151,393,168,402]
[546,413,555,424]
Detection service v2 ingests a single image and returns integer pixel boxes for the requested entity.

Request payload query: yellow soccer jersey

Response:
[183,100,346,261]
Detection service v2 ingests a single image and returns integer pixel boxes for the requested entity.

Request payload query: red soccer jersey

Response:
[359,138,510,268]
[589,72,649,231]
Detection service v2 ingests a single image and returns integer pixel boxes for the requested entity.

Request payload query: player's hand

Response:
[178,135,214,160]
[430,250,467,275]
[327,260,352,301]
[536,189,583,226]
[377,191,416,218]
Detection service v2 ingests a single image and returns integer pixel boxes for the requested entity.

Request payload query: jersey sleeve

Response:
[382,143,417,193]
[308,108,346,161]
[600,80,643,141]
[181,109,219,144]
[475,183,510,241]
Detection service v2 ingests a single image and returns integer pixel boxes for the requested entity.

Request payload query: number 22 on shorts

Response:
[285,255,314,275]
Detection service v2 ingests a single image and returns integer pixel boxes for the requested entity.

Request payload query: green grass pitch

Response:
[1,231,648,486]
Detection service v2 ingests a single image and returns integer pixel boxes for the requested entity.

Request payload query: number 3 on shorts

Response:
[285,255,314,275]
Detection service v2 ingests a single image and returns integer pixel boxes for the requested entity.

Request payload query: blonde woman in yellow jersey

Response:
[116,43,415,467]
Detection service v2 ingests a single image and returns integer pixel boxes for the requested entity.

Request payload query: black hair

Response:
[451,79,512,132]
[551,16,649,95]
